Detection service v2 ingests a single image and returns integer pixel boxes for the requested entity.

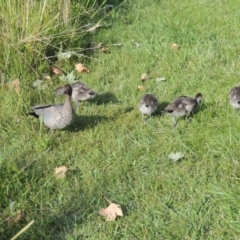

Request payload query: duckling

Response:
[229,83,240,110]
[164,92,202,126]
[29,84,74,130]
[138,94,158,121]
[71,81,96,108]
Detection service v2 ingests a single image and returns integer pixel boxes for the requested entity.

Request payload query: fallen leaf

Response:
[6,210,25,224]
[137,85,145,91]
[132,40,141,48]
[99,199,123,221]
[11,78,20,94]
[43,74,51,80]
[52,67,63,75]
[84,21,112,32]
[141,73,148,81]
[99,47,110,53]
[85,21,101,33]
[55,166,68,178]
[85,42,102,53]
[75,63,90,73]
[168,152,184,162]
[171,43,180,50]
[155,77,166,82]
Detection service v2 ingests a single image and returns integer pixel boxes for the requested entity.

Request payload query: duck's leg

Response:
[76,101,81,111]
[145,113,152,123]
[187,116,193,124]
[171,115,176,126]
[186,111,193,124]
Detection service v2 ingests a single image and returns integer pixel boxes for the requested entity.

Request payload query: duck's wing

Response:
[165,96,188,111]
[178,96,195,106]
[31,104,63,117]
[164,96,195,115]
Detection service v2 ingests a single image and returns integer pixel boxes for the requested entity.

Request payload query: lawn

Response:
[1,0,240,239]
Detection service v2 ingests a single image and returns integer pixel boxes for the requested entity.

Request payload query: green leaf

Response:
[32,79,47,90]
[59,71,77,84]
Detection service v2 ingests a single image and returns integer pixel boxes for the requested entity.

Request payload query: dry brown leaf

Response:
[141,73,148,81]
[137,85,145,91]
[43,74,51,80]
[171,43,180,50]
[132,40,141,48]
[88,42,102,52]
[6,210,25,224]
[99,47,110,53]
[86,22,101,33]
[75,63,90,73]
[99,200,123,221]
[55,166,68,179]
[52,67,63,75]
[11,78,20,94]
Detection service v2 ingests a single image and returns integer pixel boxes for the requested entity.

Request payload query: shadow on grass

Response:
[93,92,119,105]
[198,102,208,112]
[41,203,95,239]
[153,101,169,117]
[67,114,109,132]
[124,106,134,113]
[35,193,100,239]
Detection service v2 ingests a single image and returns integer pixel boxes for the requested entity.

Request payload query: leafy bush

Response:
[0,0,104,81]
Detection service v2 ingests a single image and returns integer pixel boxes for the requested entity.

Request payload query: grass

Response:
[1,0,240,239]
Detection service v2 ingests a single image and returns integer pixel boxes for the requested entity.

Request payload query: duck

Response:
[138,94,158,121]
[229,83,240,110]
[71,81,96,108]
[164,92,202,126]
[29,84,74,130]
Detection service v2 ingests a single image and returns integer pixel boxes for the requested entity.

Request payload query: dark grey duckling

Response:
[229,83,240,110]
[138,94,158,121]
[164,92,202,126]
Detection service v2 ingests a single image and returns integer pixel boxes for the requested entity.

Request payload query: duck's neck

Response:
[64,95,73,111]
[196,98,201,105]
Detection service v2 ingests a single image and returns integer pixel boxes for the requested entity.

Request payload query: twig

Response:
[10,220,34,240]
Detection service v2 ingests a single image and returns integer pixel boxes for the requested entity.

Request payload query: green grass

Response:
[1,0,240,239]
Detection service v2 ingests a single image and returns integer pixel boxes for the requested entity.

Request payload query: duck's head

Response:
[55,84,72,97]
[194,92,202,104]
